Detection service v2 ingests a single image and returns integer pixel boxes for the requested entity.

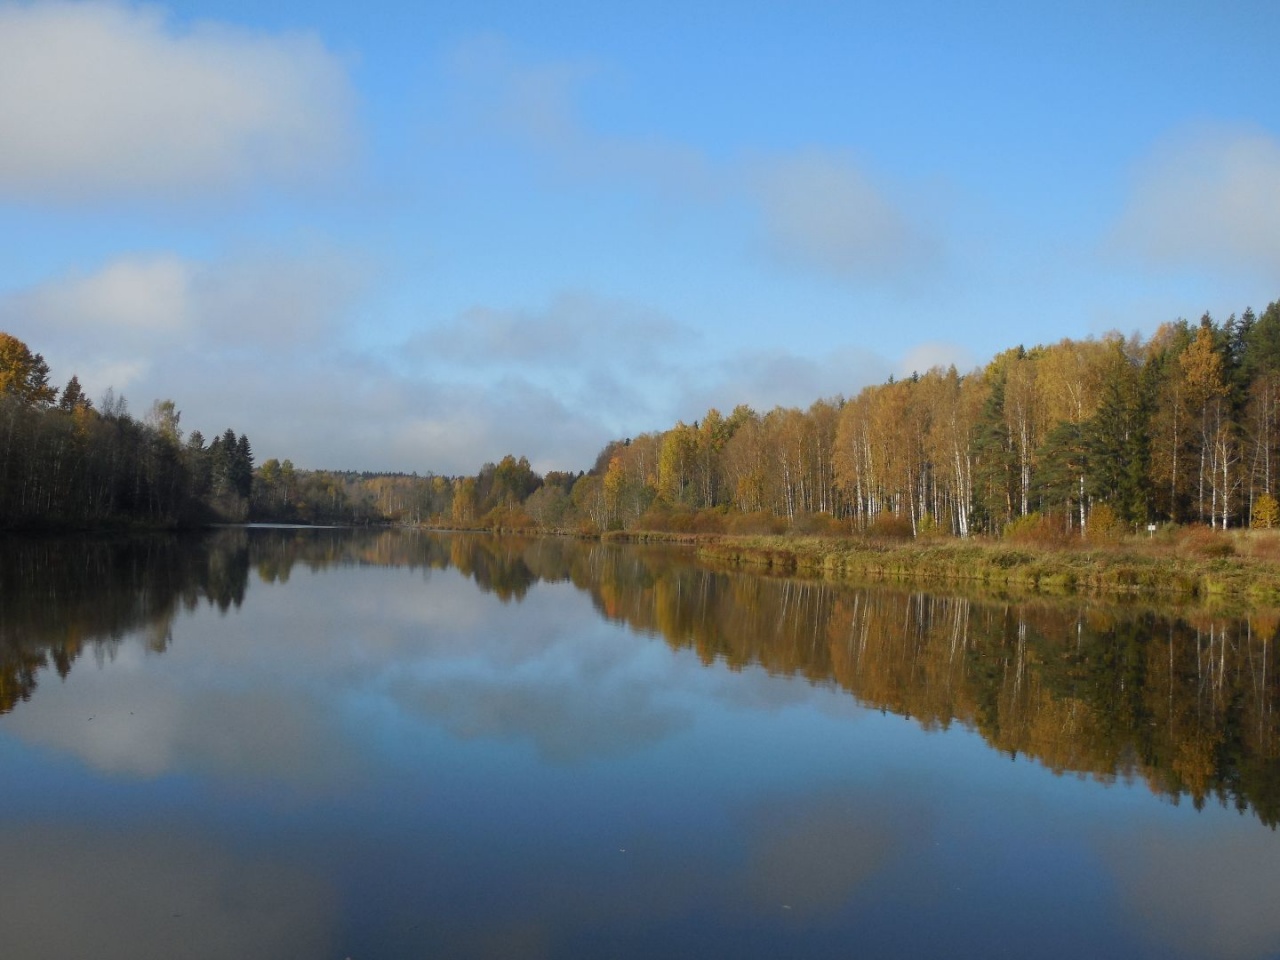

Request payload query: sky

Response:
[1,0,1278,474]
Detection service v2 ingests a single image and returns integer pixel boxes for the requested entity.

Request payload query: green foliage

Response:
[970,369,1014,533]
[1084,343,1152,523]
[0,388,250,529]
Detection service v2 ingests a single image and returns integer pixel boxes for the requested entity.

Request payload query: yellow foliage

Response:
[1253,493,1280,529]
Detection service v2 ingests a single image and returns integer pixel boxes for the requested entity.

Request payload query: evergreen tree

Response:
[970,371,1014,533]
[56,375,91,413]
[1085,343,1152,523]
[1034,420,1088,528]
[233,434,254,498]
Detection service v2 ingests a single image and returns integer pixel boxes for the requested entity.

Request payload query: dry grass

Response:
[689,526,1280,604]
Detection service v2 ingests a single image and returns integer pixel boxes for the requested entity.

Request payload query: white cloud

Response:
[445,36,717,198]
[8,254,193,337]
[680,345,889,417]
[0,246,366,402]
[1112,124,1280,273]
[189,247,368,347]
[1,251,912,475]
[0,1,355,201]
[411,291,686,371]
[445,39,946,286]
[448,34,587,148]
[3,246,360,341]
[387,382,611,474]
[751,150,936,281]
[897,340,976,377]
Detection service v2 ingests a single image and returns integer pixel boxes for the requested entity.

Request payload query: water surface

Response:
[2,528,1278,959]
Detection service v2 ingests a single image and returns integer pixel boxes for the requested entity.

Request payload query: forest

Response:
[2,297,1279,536]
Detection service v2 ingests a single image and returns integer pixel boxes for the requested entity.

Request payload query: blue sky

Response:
[1,0,1278,473]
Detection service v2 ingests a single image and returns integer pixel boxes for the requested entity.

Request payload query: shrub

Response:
[916,512,944,539]
[1177,525,1235,558]
[1085,503,1127,544]
[481,504,536,531]
[727,510,788,535]
[867,511,913,540]
[792,511,846,536]
[1003,511,1073,547]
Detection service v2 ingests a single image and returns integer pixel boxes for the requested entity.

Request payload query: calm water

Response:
[2,528,1279,959]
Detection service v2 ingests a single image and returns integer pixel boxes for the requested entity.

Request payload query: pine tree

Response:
[56,375,91,412]
[1085,343,1152,523]
[970,371,1014,533]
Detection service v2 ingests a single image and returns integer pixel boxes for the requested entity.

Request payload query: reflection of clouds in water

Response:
[10,557,851,779]
[6,672,365,789]
[1099,825,1280,960]
[372,578,706,762]
[0,825,338,960]
[391,672,692,762]
[741,790,923,918]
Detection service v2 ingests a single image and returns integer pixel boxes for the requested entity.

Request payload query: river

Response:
[1,527,1278,959]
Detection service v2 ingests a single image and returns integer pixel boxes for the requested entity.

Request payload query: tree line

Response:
[4,297,1280,535]
[378,298,1280,538]
[0,332,255,528]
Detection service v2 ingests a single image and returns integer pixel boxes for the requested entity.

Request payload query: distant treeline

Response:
[4,298,1280,534]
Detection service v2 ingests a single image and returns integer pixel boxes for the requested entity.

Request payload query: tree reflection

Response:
[3,528,1278,826]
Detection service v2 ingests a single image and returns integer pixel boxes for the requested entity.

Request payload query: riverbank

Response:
[603,527,1280,602]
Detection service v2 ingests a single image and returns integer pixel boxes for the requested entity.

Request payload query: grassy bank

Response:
[605,527,1280,602]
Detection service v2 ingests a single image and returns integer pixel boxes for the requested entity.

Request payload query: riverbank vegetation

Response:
[678,527,1280,603]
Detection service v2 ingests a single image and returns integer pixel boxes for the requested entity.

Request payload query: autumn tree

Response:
[657,421,698,505]
[0,333,57,408]
[1181,319,1233,526]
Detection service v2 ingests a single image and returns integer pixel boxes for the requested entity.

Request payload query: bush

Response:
[867,511,913,540]
[1085,503,1127,544]
[1003,511,1073,547]
[916,512,944,539]
[726,510,789,535]
[791,512,846,536]
[1177,525,1235,558]
[633,504,728,534]
[481,504,536,531]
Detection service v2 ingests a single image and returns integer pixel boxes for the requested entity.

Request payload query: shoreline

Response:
[602,529,1280,603]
